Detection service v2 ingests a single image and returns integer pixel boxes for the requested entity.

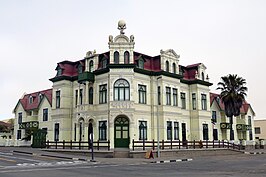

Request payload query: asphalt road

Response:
[0,148,265,177]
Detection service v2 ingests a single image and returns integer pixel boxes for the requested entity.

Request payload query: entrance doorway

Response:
[181,123,186,141]
[114,116,129,148]
[213,129,218,140]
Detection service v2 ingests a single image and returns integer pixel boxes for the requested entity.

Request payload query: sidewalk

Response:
[0,147,193,164]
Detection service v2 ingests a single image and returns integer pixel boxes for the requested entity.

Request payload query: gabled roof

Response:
[14,89,52,112]
[210,92,255,115]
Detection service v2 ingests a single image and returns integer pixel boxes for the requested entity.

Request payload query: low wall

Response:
[130,148,242,158]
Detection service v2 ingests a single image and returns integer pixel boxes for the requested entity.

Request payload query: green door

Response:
[114,117,129,148]
[32,129,47,148]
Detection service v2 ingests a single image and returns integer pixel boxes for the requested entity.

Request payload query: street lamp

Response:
[157,76,162,158]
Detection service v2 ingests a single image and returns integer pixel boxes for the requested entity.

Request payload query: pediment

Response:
[114,35,130,43]
[160,49,180,59]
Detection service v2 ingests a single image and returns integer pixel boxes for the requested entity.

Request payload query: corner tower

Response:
[108,20,135,64]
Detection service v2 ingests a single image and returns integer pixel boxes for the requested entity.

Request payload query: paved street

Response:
[0,148,265,177]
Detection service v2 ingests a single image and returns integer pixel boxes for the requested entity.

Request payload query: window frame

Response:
[43,108,48,122]
[138,84,147,104]
[139,121,147,140]
[99,84,107,104]
[114,51,119,64]
[114,79,130,101]
[99,121,107,140]
[124,51,130,64]
[167,121,172,140]
[201,94,207,110]
[173,88,178,106]
[192,93,196,110]
[89,87,93,104]
[166,87,171,105]
[56,90,61,108]
[174,122,179,140]
[18,112,22,124]
[166,61,169,72]
[181,92,186,109]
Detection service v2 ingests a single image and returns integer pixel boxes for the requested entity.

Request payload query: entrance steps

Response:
[114,148,130,158]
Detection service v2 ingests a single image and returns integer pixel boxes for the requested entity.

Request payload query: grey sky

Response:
[1,0,265,120]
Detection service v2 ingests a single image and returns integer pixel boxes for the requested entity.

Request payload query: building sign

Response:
[220,123,231,129]
[19,121,39,130]
[236,124,251,131]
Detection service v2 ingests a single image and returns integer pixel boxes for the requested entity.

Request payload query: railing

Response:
[46,140,110,151]
[132,139,242,151]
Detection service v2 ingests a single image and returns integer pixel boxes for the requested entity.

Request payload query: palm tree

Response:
[217,74,247,140]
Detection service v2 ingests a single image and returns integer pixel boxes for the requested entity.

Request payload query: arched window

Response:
[114,51,119,64]
[124,51,130,64]
[173,63,176,74]
[138,58,144,69]
[102,58,107,68]
[166,61,169,72]
[89,60,94,72]
[202,72,205,81]
[114,79,130,101]
[29,96,33,104]
[89,87,93,104]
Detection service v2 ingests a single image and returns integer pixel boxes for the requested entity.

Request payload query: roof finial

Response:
[118,20,126,34]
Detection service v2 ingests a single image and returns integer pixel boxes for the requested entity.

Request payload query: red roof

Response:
[17,89,52,111]
[210,92,252,114]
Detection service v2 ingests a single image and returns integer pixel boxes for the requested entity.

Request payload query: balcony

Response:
[78,72,95,83]
[220,122,231,129]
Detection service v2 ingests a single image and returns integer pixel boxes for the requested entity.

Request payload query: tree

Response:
[217,74,247,140]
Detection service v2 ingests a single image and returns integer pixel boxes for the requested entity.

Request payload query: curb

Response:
[151,158,193,164]
[12,150,88,161]
[244,152,265,155]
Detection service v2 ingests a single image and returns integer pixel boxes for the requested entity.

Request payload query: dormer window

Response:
[114,51,119,64]
[138,58,144,69]
[102,58,107,68]
[202,72,205,81]
[39,94,43,102]
[89,60,94,72]
[173,63,176,74]
[56,67,62,76]
[124,51,130,64]
[78,64,83,74]
[29,96,33,104]
[166,61,169,72]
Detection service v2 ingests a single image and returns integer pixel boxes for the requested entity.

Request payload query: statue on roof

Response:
[118,20,126,34]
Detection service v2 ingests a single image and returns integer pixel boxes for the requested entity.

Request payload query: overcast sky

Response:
[1,0,265,120]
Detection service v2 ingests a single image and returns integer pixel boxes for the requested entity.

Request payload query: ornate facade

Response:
[13,21,254,148]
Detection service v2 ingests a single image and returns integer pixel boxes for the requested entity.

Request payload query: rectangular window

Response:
[158,86,161,105]
[79,89,83,105]
[192,93,196,110]
[167,121,172,140]
[54,123,59,141]
[75,90,78,107]
[138,85,146,104]
[17,130,21,140]
[212,111,217,123]
[166,87,171,105]
[99,121,107,140]
[203,124,209,140]
[56,90,61,108]
[181,92,186,109]
[18,112,22,124]
[201,94,207,110]
[139,121,147,140]
[255,127,261,134]
[173,88,178,106]
[99,84,107,104]
[174,122,179,140]
[43,108,48,121]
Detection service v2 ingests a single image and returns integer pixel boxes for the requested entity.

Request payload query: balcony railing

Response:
[78,72,95,83]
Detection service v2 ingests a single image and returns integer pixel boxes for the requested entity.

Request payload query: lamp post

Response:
[157,76,162,158]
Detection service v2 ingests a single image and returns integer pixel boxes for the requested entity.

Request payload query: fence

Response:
[46,140,110,150]
[132,139,241,151]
